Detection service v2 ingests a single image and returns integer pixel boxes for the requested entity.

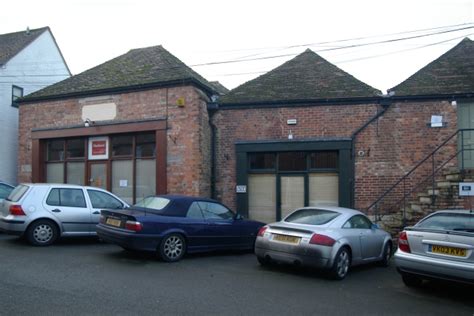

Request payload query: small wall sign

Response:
[459,183,474,196]
[88,136,109,160]
[236,185,247,193]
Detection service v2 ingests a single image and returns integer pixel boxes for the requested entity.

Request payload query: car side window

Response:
[87,190,123,209]
[198,202,234,220]
[46,188,87,208]
[344,215,372,229]
[187,202,204,219]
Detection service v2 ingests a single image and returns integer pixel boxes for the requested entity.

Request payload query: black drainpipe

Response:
[208,102,219,200]
[350,97,392,208]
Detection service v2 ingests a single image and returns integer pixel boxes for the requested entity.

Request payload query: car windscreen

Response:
[284,209,341,225]
[417,212,474,232]
[6,184,29,202]
[134,196,170,211]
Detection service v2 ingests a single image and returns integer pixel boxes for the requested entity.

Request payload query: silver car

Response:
[0,183,129,246]
[255,206,392,280]
[395,210,474,286]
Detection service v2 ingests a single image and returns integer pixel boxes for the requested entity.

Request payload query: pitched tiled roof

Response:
[0,27,49,65]
[209,81,229,95]
[23,45,218,101]
[219,49,381,105]
[389,37,474,96]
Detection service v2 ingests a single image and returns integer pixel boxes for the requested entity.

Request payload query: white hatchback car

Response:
[0,183,129,246]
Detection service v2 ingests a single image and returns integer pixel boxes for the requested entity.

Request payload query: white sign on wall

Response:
[236,185,247,193]
[88,136,109,160]
[459,183,474,196]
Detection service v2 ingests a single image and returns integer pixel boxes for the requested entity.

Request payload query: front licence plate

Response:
[430,245,467,257]
[106,217,121,227]
[273,234,301,244]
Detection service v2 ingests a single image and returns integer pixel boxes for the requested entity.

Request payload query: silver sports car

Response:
[254,206,392,280]
[395,210,474,286]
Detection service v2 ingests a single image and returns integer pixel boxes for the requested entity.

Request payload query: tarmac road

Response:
[0,234,472,315]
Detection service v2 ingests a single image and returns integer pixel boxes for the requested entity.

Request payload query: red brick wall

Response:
[211,103,379,211]
[212,100,458,213]
[355,100,458,211]
[18,86,212,197]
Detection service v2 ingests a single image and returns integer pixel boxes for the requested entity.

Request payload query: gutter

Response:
[350,97,392,208]
[17,78,218,104]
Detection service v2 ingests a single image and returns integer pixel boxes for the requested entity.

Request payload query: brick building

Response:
[17,38,474,228]
[211,38,473,224]
[18,46,220,204]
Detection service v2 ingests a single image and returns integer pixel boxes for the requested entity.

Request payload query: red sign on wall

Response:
[91,140,107,155]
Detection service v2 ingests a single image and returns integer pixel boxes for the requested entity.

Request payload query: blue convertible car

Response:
[96,195,264,262]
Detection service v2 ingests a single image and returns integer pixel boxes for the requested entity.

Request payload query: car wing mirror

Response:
[371,223,380,230]
[234,213,244,220]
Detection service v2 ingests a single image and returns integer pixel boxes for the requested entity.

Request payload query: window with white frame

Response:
[11,85,23,107]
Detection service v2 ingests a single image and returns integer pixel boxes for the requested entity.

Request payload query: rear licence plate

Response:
[430,245,466,257]
[106,217,121,227]
[272,234,301,244]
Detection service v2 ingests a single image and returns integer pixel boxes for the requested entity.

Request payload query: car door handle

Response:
[52,209,61,213]
[92,211,100,215]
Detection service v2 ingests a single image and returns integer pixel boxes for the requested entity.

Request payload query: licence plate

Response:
[273,234,301,244]
[430,245,466,257]
[106,217,121,227]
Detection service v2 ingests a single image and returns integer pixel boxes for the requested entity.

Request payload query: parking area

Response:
[0,234,472,315]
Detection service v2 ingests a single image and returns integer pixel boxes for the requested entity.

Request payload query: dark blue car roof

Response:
[135,195,224,217]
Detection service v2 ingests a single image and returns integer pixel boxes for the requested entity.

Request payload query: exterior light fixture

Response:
[84,118,94,127]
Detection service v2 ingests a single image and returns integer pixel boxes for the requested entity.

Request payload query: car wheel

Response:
[330,247,351,280]
[26,219,59,246]
[401,273,423,287]
[257,256,271,267]
[159,234,186,262]
[379,242,392,267]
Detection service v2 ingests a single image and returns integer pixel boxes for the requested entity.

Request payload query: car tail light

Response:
[398,231,411,253]
[309,234,336,246]
[125,220,142,232]
[257,226,268,237]
[99,215,105,224]
[9,205,26,216]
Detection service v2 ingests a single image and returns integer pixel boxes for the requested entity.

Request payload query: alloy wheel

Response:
[163,235,184,260]
[336,249,350,278]
[33,224,54,243]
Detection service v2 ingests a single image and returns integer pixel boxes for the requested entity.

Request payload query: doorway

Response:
[88,161,108,190]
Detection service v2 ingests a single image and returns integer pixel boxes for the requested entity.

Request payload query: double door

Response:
[248,173,339,223]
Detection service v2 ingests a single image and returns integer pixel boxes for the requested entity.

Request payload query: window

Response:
[198,202,234,220]
[136,133,156,158]
[187,202,204,219]
[310,151,338,169]
[87,190,123,209]
[11,85,23,107]
[47,140,65,161]
[285,208,340,225]
[134,196,170,211]
[46,188,87,208]
[278,152,306,171]
[7,185,29,202]
[112,135,133,157]
[343,215,372,229]
[249,153,276,170]
[417,212,474,231]
[67,139,85,158]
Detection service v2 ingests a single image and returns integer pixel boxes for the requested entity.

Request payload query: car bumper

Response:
[394,250,474,284]
[255,237,333,268]
[96,224,161,252]
[0,217,27,236]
